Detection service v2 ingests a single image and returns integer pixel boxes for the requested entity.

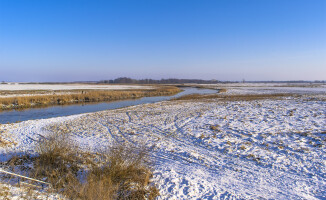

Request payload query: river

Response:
[0,87,218,124]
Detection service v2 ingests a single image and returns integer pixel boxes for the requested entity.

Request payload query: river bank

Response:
[0,85,181,111]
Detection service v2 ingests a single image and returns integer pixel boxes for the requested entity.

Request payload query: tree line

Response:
[98,77,222,84]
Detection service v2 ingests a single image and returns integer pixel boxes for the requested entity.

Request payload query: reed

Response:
[174,93,295,101]
[0,86,181,111]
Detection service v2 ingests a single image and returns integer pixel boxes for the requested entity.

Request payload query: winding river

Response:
[0,87,218,124]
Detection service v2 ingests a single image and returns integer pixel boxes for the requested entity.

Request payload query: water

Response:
[0,87,218,124]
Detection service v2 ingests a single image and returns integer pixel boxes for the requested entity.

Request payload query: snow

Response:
[0,83,152,91]
[222,86,326,95]
[0,83,154,98]
[0,182,62,199]
[0,85,326,199]
[208,83,326,95]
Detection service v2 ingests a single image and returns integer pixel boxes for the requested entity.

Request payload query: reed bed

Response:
[0,86,181,111]
[174,93,296,101]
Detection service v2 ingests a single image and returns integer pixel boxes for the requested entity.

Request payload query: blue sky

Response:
[0,0,325,82]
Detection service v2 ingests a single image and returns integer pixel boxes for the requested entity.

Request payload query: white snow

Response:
[0,83,152,91]
[208,83,326,95]
[0,182,62,199]
[222,86,326,95]
[0,85,325,199]
[0,83,154,98]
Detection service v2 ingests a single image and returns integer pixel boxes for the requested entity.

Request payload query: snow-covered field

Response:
[206,83,326,95]
[0,83,152,91]
[0,84,325,199]
[0,83,153,98]
[222,86,326,96]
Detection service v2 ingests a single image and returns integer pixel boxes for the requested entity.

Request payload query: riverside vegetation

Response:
[0,86,181,111]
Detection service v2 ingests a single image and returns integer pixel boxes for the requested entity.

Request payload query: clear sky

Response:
[0,0,325,82]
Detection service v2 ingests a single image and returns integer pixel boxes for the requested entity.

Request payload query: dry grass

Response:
[219,93,297,101]
[28,129,159,199]
[0,138,11,147]
[173,94,219,101]
[210,125,220,131]
[75,145,159,200]
[0,129,16,147]
[174,93,296,101]
[0,126,159,199]
[0,86,181,111]
[0,184,10,200]
[0,90,49,96]
[32,130,81,190]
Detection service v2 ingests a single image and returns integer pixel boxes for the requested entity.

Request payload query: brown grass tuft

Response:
[29,129,159,199]
[32,130,81,190]
[210,125,220,131]
[75,145,158,200]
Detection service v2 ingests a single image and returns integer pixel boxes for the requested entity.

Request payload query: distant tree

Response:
[98,77,222,84]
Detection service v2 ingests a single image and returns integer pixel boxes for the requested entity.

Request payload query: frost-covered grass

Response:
[0,86,325,199]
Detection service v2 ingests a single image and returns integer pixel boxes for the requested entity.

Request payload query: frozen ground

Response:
[0,83,153,98]
[222,86,326,95]
[207,83,326,95]
[0,182,61,199]
[0,85,325,199]
[0,83,152,91]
